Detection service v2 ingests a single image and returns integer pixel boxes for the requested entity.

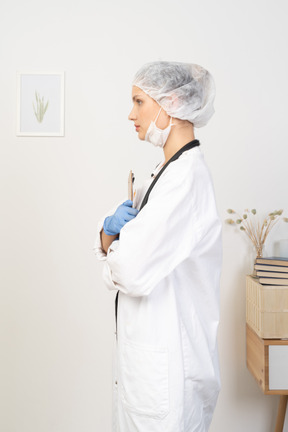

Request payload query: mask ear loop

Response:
[154,107,175,126]
[154,107,174,128]
[153,107,162,125]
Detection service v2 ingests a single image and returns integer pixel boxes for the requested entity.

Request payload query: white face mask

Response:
[145,108,174,148]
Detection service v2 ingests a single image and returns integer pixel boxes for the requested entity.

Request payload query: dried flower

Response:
[225,208,287,257]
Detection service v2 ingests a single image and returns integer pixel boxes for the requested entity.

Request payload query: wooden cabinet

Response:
[246,324,288,431]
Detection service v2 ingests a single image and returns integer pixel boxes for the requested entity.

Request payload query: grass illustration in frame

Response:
[17,72,65,137]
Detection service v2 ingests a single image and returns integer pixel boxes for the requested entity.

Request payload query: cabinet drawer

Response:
[269,346,288,390]
[246,324,288,395]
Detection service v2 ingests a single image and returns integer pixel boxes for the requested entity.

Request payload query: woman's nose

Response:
[128,107,136,121]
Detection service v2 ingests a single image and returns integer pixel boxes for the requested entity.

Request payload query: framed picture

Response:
[17,72,65,136]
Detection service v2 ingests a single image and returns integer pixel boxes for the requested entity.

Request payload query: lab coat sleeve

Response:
[93,216,110,261]
[103,158,219,297]
[93,198,126,261]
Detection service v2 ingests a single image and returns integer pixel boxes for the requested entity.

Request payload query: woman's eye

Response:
[136,99,142,105]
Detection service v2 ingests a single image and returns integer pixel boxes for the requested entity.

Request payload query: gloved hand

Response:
[103,200,139,236]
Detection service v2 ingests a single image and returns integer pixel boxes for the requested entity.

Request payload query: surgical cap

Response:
[132,61,215,128]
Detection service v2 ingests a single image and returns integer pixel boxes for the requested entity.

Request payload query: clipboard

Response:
[128,170,135,201]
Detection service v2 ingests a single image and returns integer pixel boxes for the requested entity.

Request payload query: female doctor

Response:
[94,61,222,432]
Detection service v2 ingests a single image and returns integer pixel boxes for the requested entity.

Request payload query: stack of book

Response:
[254,257,288,286]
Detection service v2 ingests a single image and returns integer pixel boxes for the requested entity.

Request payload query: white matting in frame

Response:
[17,72,65,136]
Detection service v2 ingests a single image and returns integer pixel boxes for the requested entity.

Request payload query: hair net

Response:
[132,61,215,128]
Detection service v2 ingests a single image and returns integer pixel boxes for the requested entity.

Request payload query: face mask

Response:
[145,108,174,148]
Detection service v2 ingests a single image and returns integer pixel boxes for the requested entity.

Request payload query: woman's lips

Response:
[135,125,140,131]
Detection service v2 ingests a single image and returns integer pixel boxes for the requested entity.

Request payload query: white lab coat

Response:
[94,146,222,432]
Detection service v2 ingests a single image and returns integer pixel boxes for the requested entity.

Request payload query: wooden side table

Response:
[246,324,288,432]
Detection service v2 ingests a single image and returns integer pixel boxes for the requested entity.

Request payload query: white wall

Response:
[1,0,288,430]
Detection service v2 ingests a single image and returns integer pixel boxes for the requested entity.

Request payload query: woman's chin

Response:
[138,132,146,141]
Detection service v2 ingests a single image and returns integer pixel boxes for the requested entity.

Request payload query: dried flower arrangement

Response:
[225,209,288,258]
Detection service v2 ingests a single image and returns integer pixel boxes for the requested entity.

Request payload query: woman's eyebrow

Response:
[132,95,142,101]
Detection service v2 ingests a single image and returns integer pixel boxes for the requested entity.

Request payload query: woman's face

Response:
[128,86,170,140]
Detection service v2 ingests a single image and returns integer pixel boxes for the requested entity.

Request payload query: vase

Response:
[252,244,265,277]
[255,244,264,259]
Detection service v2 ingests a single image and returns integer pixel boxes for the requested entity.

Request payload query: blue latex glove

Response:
[103,200,139,236]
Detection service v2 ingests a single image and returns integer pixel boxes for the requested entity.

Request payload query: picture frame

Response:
[17,72,65,137]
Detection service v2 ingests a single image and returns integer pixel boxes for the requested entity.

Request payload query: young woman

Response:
[94,61,222,432]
